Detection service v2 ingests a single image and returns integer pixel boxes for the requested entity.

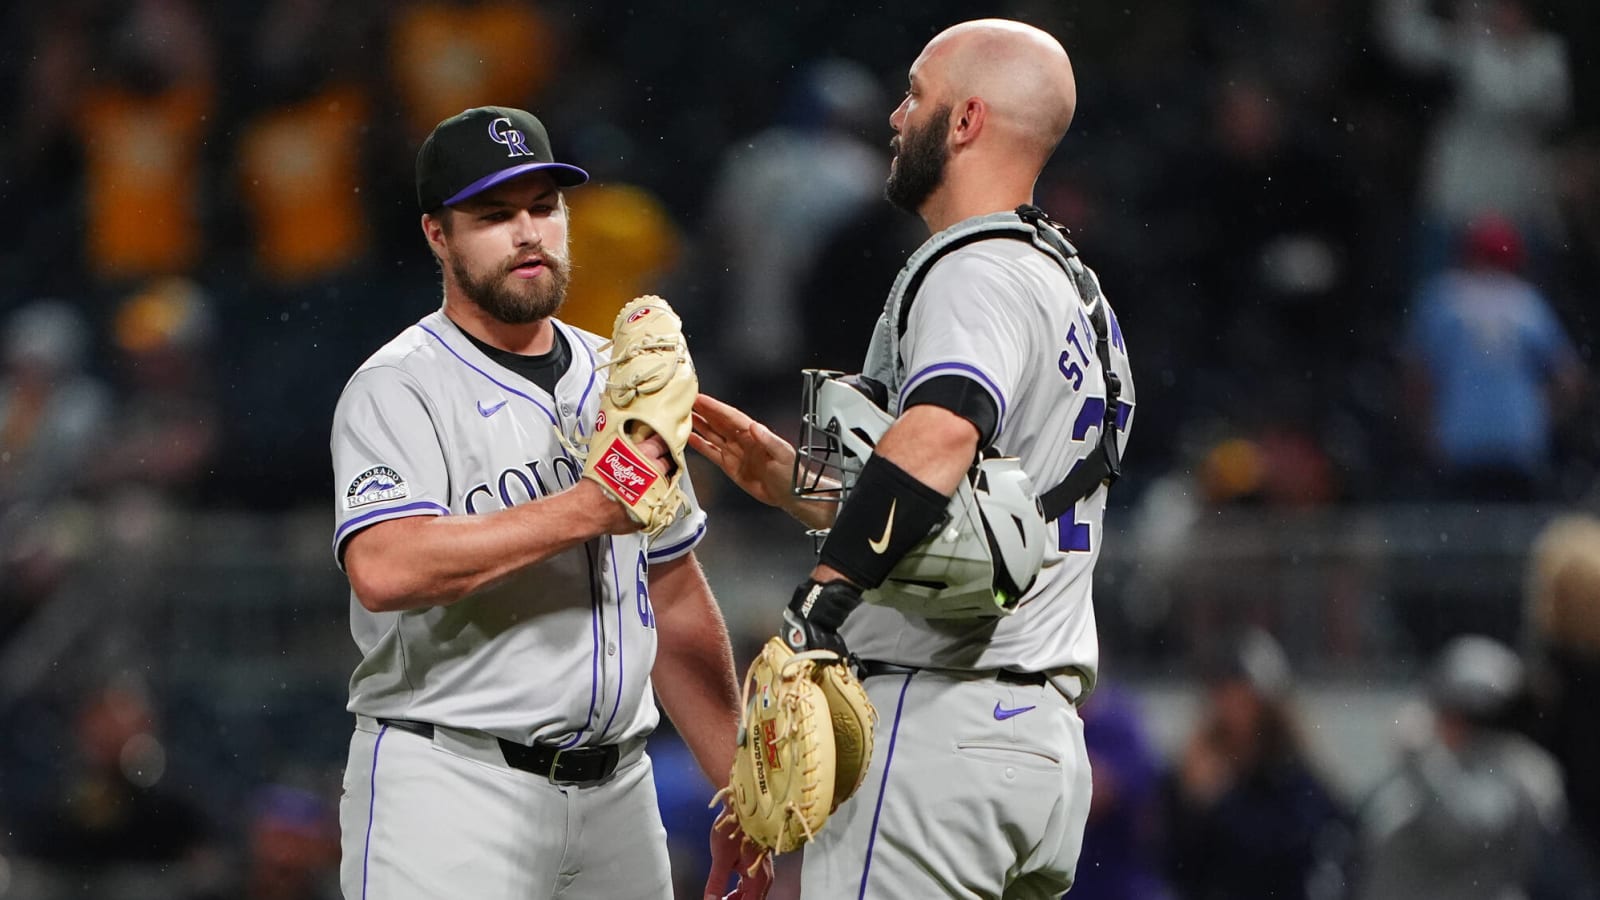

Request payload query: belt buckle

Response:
[546,747,581,786]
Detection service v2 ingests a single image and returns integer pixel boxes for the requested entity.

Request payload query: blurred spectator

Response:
[387,0,558,141]
[559,124,684,336]
[235,0,372,286]
[224,0,377,502]
[1524,515,1600,870]
[1198,431,1338,510]
[198,784,339,900]
[1162,628,1347,899]
[1353,634,1573,900]
[74,0,215,284]
[703,58,885,411]
[5,5,97,295]
[100,278,219,498]
[80,278,221,558]
[1072,682,1174,900]
[796,195,925,375]
[1188,69,1359,419]
[1379,0,1572,280]
[0,301,108,507]
[0,300,109,643]
[11,677,221,896]
[1401,214,1587,500]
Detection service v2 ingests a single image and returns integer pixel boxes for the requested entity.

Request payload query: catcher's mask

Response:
[794,369,1050,617]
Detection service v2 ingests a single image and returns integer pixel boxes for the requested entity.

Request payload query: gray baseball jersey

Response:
[846,219,1136,686]
[330,308,706,747]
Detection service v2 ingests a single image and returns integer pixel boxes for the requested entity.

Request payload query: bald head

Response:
[915,19,1076,162]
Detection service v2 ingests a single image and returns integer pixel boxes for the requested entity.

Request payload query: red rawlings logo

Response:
[626,307,652,323]
[594,438,658,503]
[595,410,607,431]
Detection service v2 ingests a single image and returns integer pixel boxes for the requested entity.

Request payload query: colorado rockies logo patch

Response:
[346,465,409,509]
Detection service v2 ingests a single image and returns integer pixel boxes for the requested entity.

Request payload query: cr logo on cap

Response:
[488,117,535,158]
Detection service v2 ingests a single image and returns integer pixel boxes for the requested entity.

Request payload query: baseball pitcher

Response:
[331,106,769,899]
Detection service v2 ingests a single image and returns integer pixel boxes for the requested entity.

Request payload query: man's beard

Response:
[452,248,571,325]
[885,104,951,215]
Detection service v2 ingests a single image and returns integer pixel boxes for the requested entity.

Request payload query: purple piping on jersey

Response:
[597,536,625,740]
[333,501,450,556]
[645,520,706,561]
[561,541,604,750]
[558,321,601,438]
[900,362,1008,420]
[858,672,914,899]
[418,324,561,429]
[361,724,390,900]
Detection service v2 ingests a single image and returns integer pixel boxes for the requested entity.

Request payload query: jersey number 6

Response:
[635,553,655,629]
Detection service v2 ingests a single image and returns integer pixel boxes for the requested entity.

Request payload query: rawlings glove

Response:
[712,637,878,867]
[782,579,863,657]
[581,295,696,536]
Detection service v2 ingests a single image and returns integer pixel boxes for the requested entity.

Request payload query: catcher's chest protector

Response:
[860,207,1122,519]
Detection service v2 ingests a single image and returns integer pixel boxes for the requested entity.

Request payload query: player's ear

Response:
[421,212,449,259]
[952,98,985,147]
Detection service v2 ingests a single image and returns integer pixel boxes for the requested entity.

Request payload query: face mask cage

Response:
[792,368,885,503]
[793,369,898,553]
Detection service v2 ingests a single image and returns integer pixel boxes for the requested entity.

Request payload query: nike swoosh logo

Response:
[993,702,1036,721]
[868,500,896,554]
[477,399,509,418]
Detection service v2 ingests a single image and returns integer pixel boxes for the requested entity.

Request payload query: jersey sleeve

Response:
[899,251,1035,444]
[644,468,707,563]
[331,366,452,566]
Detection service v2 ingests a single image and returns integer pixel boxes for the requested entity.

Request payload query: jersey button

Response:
[606,641,617,656]
[560,403,573,416]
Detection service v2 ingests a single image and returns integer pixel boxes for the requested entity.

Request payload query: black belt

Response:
[857,660,1046,686]
[378,719,622,786]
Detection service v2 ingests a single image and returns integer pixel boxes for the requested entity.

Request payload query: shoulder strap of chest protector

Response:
[894,204,1122,521]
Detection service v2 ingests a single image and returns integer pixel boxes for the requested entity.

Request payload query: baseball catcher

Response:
[581,294,696,536]
[713,637,877,867]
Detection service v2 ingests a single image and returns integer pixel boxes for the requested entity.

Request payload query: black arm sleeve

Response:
[902,374,1001,448]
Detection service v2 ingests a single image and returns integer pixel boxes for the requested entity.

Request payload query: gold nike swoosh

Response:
[868,500,896,554]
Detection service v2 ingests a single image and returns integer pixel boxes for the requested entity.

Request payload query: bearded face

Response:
[885,102,952,214]
[449,240,572,325]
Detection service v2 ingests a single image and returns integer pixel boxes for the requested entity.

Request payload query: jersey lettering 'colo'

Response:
[848,229,1136,687]
[329,309,706,747]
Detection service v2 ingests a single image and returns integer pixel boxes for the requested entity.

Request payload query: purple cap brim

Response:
[441,161,590,207]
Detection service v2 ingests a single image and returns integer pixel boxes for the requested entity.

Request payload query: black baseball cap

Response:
[416,106,589,213]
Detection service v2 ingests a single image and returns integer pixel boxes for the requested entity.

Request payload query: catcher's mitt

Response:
[581,294,696,536]
[712,637,878,866]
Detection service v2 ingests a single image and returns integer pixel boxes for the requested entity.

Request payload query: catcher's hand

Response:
[782,579,863,657]
[711,637,878,868]
[582,295,696,536]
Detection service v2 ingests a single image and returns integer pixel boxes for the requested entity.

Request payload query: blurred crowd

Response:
[0,0,1597,897]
